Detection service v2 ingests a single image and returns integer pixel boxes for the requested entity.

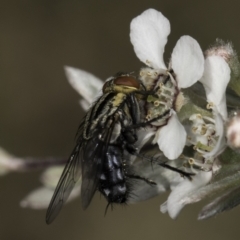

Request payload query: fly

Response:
[46,72,193,224]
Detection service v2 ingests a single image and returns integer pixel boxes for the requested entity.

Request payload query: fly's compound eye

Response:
[114,76,140,89]
[102,81,107,93]
[102,80,113,93]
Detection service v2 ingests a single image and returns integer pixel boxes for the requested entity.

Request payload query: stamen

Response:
[203,116,215,123]
[153,100,171,109]
[188,157,212,172]
[200,124,207,135]
[145,114,152,121]
[167,71,178,87]
[160,85,175,94]
[153,101,160,107]
[196,148,207,155]
[161,92,174,100]
[206,102,214,109]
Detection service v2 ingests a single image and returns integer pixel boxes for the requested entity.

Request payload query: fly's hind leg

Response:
[138,153,195,180]
[126,173,157,186]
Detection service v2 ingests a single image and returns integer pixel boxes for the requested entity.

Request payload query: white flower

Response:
[161,52,230,219]
[130,12,230,219]
[162,112,225,219]
[130,9,205,159]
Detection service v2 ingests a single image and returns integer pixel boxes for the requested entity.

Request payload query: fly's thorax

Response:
[112,93,127,107]
[82,94,131,142]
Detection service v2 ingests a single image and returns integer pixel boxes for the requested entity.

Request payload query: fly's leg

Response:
[138,153,194,180]
[126,173,157,186]
[126,109,171,130]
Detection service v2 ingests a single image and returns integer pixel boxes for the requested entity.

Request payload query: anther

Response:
[206,102,214,109]
[154,101,160,107]
[188,158,195,165]
[146,114,152,120]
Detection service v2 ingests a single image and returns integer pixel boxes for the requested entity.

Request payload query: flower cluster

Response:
[129,9,233,218]
[19,8,240,220]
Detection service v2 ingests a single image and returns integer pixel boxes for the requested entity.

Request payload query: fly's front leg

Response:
[126,93,141,125]
[126,109,171,130]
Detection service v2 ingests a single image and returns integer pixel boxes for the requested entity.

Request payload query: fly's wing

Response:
[80,135,106,209]
[81,118,116,209]
[46,114,117,223]
[46,144,82,224]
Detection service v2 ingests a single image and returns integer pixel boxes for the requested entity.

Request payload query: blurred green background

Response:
[1,0,240,239]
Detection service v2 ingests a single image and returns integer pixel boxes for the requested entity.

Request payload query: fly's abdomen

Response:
[98,145,128,204]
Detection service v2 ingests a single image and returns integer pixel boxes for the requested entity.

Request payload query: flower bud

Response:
[226,111,240,150]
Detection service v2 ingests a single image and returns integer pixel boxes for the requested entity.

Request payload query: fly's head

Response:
[102,72,145,95]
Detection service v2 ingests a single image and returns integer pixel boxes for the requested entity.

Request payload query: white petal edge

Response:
[171,36,204,88]
[79,99,91,111]
[0,147,13,175]
[165,171,212,219]
[160,201,168,213]
[130,9,170,69]
[152,111,186,160]
[20,185,80,209]
[64,66,103,105]
[41,166,66,188]
[20,187,57,209]
[199,56,230,120]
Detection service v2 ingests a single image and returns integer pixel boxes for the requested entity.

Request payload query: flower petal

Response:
[41,166,68,189]
[200,56,230,120]
[20,187,56,209]
[171,36,204,88]
[165,171,212,219]
[0,147,15,175]
[153,111,186,160]
[20,185,80,209]
[130,9,170,69]
[64,66,103,105]
[79,99,91,111]
[160,201,168,213]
